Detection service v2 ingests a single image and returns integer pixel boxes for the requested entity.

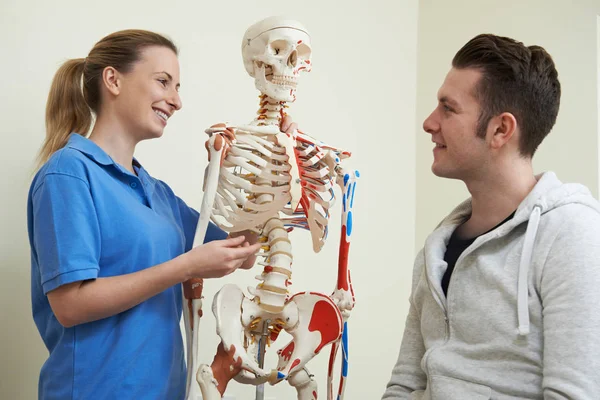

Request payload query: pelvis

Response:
[212,284,343,384]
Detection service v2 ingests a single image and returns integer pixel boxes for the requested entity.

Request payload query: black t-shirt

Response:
[442,211,516,296]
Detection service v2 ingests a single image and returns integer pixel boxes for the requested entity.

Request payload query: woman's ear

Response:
[102,66,122,96]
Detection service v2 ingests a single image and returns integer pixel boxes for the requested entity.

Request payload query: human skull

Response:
[242,16,312,102]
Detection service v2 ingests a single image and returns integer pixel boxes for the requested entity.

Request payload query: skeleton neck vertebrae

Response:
[253,94,288,127]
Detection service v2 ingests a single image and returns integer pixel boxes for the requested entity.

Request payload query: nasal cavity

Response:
[288,50,298,67]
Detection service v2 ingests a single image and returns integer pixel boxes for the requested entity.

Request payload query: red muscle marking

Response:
[280,342,295,362]
[299,196,309,217]
[183,278,204,299]
[337,377,345,397]
[308,300,341,354]
[295,135,315,145]
[313,390,318,399]
[290,358,301,372]
[298,40,303,44]
[270,324,283,342]
[337,225,350,290]
[306,60,311,64]
[328,343,338,378]
[264,266,273,273]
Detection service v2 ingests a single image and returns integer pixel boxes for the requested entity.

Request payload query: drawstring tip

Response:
[517,325,530,336]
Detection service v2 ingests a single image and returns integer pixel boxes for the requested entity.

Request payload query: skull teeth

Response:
[270,75,297,88]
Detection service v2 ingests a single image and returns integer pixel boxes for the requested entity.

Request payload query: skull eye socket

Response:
[269,40,291,56]
[296,43,311,60]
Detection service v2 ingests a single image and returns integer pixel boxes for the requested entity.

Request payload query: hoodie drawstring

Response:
[517,205,541,336]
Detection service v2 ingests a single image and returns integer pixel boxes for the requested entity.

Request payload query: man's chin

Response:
[431,165,461,180]
[431,164,445,177]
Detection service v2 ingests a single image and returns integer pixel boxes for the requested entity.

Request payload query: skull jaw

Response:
[255,76,296,103]
[253,62,297,103]
[259,82,296,103]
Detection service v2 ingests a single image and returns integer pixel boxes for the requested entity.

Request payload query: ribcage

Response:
[210,130,336,253]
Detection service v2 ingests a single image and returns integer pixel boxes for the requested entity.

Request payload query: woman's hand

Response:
[281,114,298,135]
[182,236,261,279]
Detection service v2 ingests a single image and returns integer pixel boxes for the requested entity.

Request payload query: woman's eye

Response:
[158,79,168,87]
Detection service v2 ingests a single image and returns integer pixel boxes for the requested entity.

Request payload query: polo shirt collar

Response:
[66,133,115,166]
[65,133,149,178]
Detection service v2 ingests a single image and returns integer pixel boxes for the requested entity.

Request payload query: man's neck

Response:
[455,159,537,239]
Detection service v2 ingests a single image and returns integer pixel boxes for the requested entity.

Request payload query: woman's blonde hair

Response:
[38,29,178,167]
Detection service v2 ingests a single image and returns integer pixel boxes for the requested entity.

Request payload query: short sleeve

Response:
[31,173,101,294]
[175,196,228,251]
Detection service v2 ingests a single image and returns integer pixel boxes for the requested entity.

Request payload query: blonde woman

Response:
[27,29,294,399]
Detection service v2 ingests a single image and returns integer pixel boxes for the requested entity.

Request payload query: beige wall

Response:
[415,0,600,248]
[0,0,418,398]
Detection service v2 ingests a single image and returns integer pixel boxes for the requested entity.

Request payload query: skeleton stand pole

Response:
[255,319,271,400]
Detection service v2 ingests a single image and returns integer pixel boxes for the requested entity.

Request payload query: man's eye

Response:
[443,104,453,113]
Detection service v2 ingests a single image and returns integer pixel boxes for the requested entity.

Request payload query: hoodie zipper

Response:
[421,234,497,377]
[422,267,450,378]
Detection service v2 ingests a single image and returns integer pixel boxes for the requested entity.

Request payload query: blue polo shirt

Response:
[27,133,227,400]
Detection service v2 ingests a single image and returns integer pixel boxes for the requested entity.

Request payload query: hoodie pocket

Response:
[430,375,492,399]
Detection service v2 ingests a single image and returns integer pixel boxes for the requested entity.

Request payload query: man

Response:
[382,34,600,398]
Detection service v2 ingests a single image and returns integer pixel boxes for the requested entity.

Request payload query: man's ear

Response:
[488,112,517,150]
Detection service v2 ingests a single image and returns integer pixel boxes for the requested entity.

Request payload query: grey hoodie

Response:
[383,172,600,399]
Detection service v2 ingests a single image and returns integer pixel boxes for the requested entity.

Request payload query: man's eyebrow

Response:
[439,96,458,107]
[155,71,180,88]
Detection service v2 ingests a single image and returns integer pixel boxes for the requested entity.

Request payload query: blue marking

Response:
[355,170,360,178]
[342,322,349,377]
[277,371,286,380]
[347,212,353,236]
[344,174,350,186]
[342,193,347,212]
[350,182,356,208]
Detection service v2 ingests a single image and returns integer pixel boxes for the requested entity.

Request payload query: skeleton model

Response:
[181,16,359,400]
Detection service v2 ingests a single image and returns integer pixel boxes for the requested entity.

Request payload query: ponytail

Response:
[37,58,92,168]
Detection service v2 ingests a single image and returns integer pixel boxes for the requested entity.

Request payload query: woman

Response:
[27,29,294,399]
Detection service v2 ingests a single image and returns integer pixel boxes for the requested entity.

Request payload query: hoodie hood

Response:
[428,171,600,335]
